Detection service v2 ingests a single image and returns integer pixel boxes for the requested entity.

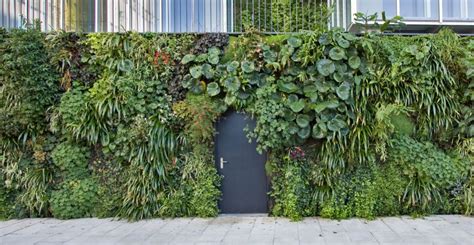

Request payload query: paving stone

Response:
[222,233,249,243]
[0,219,27,229]
[341,219,368,232]
[322,231,351,244]
[371,231,401,243]
[248,233,274,243]
[0,234,52,245]
[319,219,346,233]
[0,219,44,236]
[363,219,393,233]
[0,215,472,244]
[346,231,377,243]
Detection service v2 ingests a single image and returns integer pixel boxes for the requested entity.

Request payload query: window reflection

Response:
[357,0,397,18]
[400,0,439,19]
[443,0,474,20]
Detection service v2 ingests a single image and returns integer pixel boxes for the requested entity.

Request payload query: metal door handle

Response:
[220,157,228,169]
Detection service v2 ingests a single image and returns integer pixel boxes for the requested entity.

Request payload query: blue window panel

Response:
[443,0,474,20]
[400,0,439,20]
[357,0,397,18]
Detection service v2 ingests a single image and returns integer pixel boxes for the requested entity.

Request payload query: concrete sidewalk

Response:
[0,215,472,244]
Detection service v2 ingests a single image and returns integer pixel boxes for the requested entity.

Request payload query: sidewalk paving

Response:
[0,215,472,244]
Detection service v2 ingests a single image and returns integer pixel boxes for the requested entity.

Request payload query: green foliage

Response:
[247,85,294,152]
[17,165,55,217]
[270,150,313,221]
[173,94,223,144]
[362,30,462,138]
[46,31,99,88]
[92,156,125,218]
[372,164,405,216]
[373,103,412,160]
[0,177,15,219]
[0,22,59,141]
[233,0,331,32]
[52,142,90,179]
[119,120,178,221]
[163,147,221,217]
[319,163,404,220]
[50,178,99,219]
[0,26,471,222]
[388,135,469,213]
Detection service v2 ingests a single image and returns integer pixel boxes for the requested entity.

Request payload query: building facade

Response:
[332,0,474,33]
[0,0,473,33]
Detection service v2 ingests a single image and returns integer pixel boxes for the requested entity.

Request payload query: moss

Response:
[222,36,239,63]
[264,34,291,46]
[390,113,415,136]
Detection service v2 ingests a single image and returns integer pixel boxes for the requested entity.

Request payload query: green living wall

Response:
[0,22,472,221]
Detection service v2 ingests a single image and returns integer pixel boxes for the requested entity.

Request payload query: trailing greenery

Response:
[0,22,472,221]
[270,148,313,221]
[50,178,98,219]
[0,22,60,218]
[389,135,470,213]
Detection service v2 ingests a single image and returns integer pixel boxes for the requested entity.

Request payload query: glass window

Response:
[400,0,439,20]
[357,0,397,18]
[443,0,474,20]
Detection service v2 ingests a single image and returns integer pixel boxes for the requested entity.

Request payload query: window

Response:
[357,0,397,18]
[400,0,439,20]
[443,0,474,20]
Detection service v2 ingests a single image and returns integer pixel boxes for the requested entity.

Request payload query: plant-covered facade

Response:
[0,22,472,221]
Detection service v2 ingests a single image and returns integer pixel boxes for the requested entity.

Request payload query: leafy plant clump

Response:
[388,135,470,213]
[50,178,99,219]
[52,142,90,179]
[270,148,313,221]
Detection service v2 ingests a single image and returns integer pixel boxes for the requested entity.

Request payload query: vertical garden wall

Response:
[0,22,472,221]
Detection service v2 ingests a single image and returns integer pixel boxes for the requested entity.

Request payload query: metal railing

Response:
[0,0,331,33]
[231,0,330,32]
[346,0,474,31]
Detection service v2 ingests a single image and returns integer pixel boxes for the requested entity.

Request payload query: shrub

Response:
[320,166,377,220]
[183,149,221,217]
[0,22,59,140]
[319,162,405,219]
[173,94,222,144]
[91,155,125,218]
[51,142,90,179]
[50,178,98,219]
[270,149,313,221]
[0,175,15,219]
[388,135,470,213]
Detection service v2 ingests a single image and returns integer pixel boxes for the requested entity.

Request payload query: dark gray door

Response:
[215,111,269,213]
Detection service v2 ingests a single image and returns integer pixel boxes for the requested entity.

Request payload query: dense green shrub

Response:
[92,159,124,218]
[160,148,221,217]
[46,32,100,88]
[165,95,222,218]
[173,94,223,144]
[52,142,90,179]
[388,135,469,213]
[0,22,59,140]
[319,164,404,219]
[0,175,15,219]
[50,178,99,219]
[270,149,313,221]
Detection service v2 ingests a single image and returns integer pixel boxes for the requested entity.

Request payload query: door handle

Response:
[220,157,228,169]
